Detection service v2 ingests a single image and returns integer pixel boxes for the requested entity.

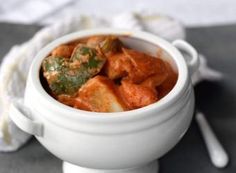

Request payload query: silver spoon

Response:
[195,111,229,168]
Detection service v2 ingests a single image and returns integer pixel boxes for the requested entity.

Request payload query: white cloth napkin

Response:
[0,13,222,152]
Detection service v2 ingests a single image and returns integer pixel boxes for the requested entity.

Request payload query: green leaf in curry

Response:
[42,56,66,72]
[71,44,106,75]
[42,44,106,95]
[49,69,91,95]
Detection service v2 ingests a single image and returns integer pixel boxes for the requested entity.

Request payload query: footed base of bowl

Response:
[63,161,158,173]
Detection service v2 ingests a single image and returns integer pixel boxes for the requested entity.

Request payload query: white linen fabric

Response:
[0,13,222,152]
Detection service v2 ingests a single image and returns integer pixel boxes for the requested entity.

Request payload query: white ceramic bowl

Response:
[9,29,199,173]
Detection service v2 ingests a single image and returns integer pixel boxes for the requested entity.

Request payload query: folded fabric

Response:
[0,13,222,152]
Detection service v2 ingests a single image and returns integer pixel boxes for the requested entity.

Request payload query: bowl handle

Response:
[9,99,43,137]
[172,40,199,76]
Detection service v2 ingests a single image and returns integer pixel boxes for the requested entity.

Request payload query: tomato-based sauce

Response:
[41,35,178,112]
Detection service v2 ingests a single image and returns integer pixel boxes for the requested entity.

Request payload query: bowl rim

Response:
[29,28,189,122]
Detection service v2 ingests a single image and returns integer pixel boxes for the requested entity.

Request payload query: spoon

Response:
[195,111,229,168]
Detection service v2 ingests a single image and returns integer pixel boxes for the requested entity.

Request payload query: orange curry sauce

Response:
[41,36,178,112]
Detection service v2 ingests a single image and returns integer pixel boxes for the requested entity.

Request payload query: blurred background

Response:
[0,0,236,26]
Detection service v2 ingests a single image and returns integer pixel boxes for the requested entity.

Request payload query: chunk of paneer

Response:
[104,48,167,83]
[119,79,158,109]
[78,76,127,112]
[104,53,129,79]
[122,48,167,83]
[51,45,75,58]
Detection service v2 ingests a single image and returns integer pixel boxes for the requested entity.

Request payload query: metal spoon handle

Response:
[195,111,229,168]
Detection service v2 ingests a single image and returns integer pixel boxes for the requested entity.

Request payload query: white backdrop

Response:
[0,0,236,26]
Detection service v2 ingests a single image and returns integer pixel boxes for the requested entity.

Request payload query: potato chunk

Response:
[78,76,127,112]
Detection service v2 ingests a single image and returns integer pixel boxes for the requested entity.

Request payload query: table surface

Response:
[0,23,236,173]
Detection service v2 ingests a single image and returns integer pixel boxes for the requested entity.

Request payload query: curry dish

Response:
[41,35,178,112]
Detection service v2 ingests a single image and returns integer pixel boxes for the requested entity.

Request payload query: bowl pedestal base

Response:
[63,161,158,173]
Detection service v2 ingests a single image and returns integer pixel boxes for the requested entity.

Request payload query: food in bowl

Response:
[41,35,178,112]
